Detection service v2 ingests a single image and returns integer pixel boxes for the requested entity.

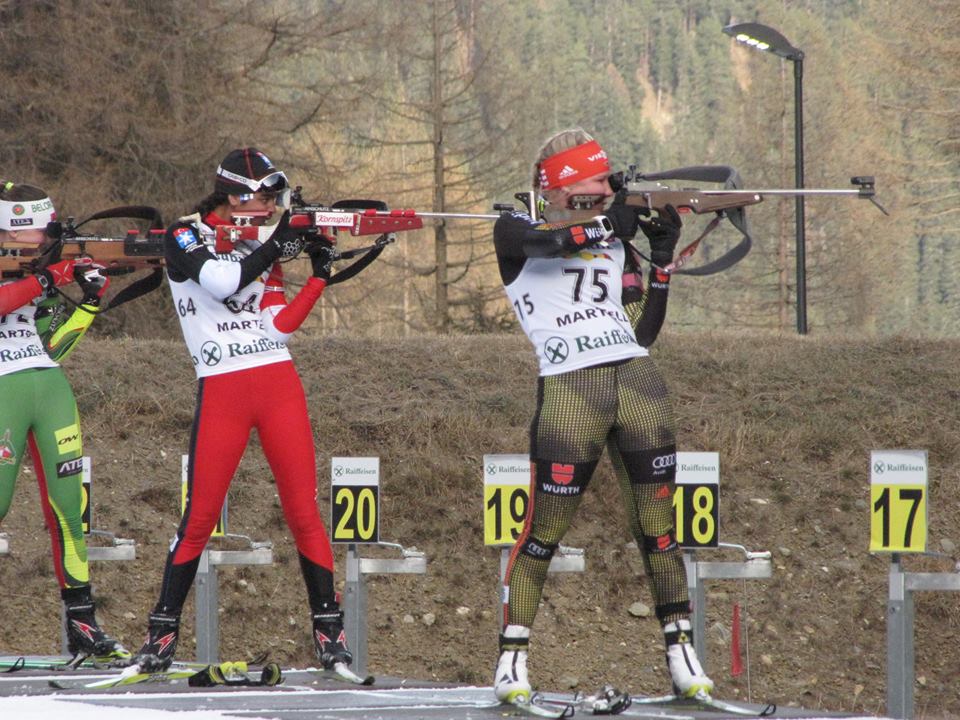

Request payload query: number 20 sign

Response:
[331,457,380,544]
[869,450,927,553]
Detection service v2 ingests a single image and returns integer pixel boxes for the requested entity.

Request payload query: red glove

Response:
[36,259,73,289]
[35,257,95,290]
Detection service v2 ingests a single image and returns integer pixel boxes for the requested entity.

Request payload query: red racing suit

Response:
[151,211,334,615]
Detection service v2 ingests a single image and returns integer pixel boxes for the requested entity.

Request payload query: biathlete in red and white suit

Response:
[492,129,714,705]
[135,148,354,673]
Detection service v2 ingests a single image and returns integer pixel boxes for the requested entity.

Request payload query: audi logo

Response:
[652,454,676,469]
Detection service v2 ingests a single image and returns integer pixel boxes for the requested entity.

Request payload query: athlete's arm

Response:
[40,299,100,362]
[0,275,44,315]
[623,245,670,348]
[494,211,612,260]
[164,221,283,300]
[493,211,613,285]
[260,264,326,344]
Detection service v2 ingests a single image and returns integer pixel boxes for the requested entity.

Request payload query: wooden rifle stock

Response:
[609,174,885,216]
[0,230,166,278]
[618,182,764,215]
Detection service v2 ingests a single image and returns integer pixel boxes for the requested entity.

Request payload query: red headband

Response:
[538,140,610,190]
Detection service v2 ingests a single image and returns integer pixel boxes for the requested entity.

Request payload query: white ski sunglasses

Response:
[216,166,289,194]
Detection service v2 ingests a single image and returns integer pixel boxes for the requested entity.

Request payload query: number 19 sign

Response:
[483,454,531,546]
[870,450,927,553]
[331,457,380,544]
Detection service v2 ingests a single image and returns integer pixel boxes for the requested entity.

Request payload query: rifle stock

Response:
[0,231,166,278]
[1,203,167,279]
[612,173,885,216]
[619,183,764,215]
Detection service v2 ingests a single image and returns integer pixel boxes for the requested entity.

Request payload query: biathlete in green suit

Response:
[0,180,128,665]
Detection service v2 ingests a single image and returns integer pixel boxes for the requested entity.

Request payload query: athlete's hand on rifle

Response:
[267,210,305,260]
[35,257,94,291]
[600,195,642,240]
[305,236,336,281]
[639,204,682,266]
[75,263,110,306]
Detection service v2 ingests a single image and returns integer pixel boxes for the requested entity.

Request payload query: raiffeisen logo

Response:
[680,462,718,472]
[881,463,925,472]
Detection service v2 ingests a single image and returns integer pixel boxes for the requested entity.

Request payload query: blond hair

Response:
[532,127,596,189]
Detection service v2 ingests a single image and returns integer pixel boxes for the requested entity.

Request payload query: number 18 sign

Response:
[869,450,927,553]
[673,452,719,548]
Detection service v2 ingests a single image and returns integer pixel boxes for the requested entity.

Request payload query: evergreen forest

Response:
[2,0,956,337]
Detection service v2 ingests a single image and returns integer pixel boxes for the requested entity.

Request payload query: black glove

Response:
[601,192,641,239]
[639,204,682,265]
[267,211,304,260]
[75,263,110,305]
[305,236,336,280]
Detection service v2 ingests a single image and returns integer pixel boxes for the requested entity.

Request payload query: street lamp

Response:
[722,22,807,334]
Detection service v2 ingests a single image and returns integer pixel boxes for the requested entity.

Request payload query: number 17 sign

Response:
[869,449,927,553]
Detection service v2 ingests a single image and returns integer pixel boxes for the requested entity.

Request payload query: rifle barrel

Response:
[379,211,502,220]
[699,189,863,196]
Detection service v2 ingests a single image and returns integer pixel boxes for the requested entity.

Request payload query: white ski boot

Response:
[664,619,714,698]
[494,625,532,704]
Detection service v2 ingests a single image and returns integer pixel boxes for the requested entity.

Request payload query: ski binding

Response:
[314,661,374,685]
[632,690,776,717]
[574,685,632,715]
[504,692,575,718]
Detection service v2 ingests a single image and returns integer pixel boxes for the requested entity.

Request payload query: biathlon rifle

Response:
[597,165,888,275]
[0,205,166,308]
[0,205,165,277]
[219,186,505,252]
[221,167,888,278]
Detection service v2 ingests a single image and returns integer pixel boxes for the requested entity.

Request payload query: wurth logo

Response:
[571,226,587,246]
[551,463,574,485]
[583,225,607,241]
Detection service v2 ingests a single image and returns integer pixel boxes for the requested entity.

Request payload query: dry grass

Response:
[1,331,958,716]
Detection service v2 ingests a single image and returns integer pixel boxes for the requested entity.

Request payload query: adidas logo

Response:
[557,165,577,180]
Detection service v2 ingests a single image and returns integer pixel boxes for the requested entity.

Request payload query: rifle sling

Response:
[328,241,387,286]
[104,266,164,310]
[637,165,754,276]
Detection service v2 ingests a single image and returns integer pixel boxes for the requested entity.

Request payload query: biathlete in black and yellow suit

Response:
[0,181,128,664]
[492,129,713,705]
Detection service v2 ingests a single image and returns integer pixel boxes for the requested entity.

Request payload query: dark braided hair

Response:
[191,191,230,217]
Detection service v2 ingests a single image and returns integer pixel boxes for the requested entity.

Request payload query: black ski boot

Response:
[312,600,353,669]
[62,586,130,666]
[135,611,181,672]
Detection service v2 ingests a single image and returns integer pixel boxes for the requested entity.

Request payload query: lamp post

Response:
[722,22,807,334]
